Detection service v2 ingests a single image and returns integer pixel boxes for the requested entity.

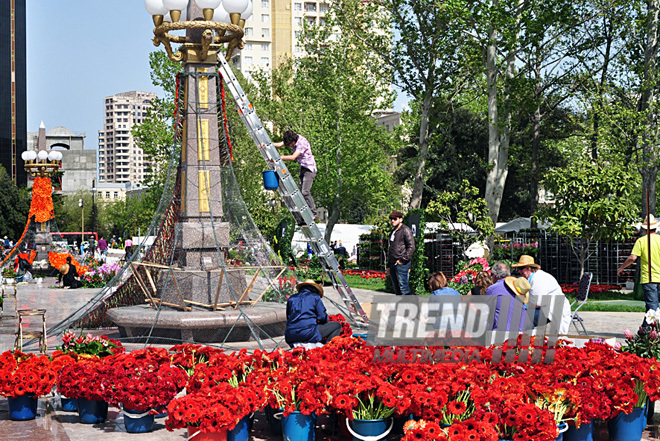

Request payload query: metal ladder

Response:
[217,54,369,326]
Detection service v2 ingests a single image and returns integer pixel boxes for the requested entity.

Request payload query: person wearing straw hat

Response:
[284,279,342,347]
[512,255,572,334]
[618,214,660,329]
[485,263,528,332]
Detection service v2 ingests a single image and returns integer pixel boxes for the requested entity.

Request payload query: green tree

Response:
[538,154,637,276]
[252,3,399,243]
[0,166,30,239]
[336,0,470,211]
[426,180,495,256]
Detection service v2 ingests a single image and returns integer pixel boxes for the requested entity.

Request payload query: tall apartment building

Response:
[0,0,27,186]
[98,91,156,184]
[236,0,329,76]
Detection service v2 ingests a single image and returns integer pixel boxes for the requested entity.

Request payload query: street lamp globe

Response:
[26,150,37,161]
[55,151,64,161]
[37,150,48,161]
[196,0,222,9]
[224,0,250,14]
[48,151,59,161]
[21,151,29,161]
[145,0,168,16]
[163,0,189,21]
[241,0,253,20]
[212,4,230,23]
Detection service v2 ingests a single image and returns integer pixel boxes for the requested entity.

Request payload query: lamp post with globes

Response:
[20,149,64,270]
[141,0,253,301]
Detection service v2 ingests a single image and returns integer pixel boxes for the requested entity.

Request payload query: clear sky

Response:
[27,0,162,149]
[26,0,408,150]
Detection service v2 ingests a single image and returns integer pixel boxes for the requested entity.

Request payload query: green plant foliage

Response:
[404,208,428,295]
[272,217,296,266]
[538,155,636,275]
[426,179,495,255]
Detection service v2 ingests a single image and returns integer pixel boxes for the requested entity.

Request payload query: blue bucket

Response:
[61,397,78,412]
[123,408,155,433]
[77,397,109,424]
[228,414,251,441]
[608,406,647,441]
[262,170,279,190]
[282,411,316,441]
[348,418,393,441]
[564,420,594,441]
[8,394,38,421]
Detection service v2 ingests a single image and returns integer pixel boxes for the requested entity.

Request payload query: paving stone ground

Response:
[0,278,657,440]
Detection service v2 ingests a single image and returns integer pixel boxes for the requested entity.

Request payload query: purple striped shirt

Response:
[294,135,317,173]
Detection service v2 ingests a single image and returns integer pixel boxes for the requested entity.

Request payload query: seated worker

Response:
[486,276,531,332]
[285,279,341,347]
[429,272,460,295]
[59,257,83,289]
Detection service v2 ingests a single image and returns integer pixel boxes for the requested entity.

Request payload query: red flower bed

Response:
[341,269,386,280]
[561,283,622,295]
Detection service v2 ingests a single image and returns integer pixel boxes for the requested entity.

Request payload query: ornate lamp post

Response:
[142,0,253,304]
[20,149,63,270]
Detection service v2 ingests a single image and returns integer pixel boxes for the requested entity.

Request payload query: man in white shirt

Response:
[512,255,572,335]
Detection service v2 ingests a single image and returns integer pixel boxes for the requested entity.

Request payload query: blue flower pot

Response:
[61,397,78,412]
[227,414,251,441]
[8,395,38,421]
[564,420,594,441]
[123,408,155,433]
[282,411,316,441]
[556,422,568,441]
[608,406,647,441]
[348,418,393,441]
[77,397,109,424]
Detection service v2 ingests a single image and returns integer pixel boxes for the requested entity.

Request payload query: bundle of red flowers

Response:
[57,358,112,401]
[55,330,124,358]
[101,348,187,412]
[0,351,56,398]
[166,382,259,433]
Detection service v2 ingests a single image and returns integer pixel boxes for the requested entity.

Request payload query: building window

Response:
[262,28,270,37]
[294,3,302,11]
[295,17,302,25]
[295,45,302,53]
[262,0,269,6]
[305,3,317,11]
[306,17,315,25]
[245,27,253,36]
[114,192,119,199]
[319,17,326,26]
[106,192,110,198]
[244,56,253,66]
[261,57,269,66]
[320,3,328,12]
[295,31,301,38]
[261,14,269,23]
[245,42,253,50]
[261,43,270,51]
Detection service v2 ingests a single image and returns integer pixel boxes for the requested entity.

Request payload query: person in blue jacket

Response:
[285,279,342,347]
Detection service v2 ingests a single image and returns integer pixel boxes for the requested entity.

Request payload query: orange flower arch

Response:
[48,252,88,275]
[29,177,55,223]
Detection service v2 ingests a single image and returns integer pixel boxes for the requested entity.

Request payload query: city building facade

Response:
[235,0,329,76]
[98,91,156,184]
[26,122,96,194]
[0,0,27,186]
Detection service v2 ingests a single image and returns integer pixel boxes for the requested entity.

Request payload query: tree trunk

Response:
[641,0,659,218]
[409,88,434,209]
[530,104,542,214]
[484,25,502,225]
[590,16,613,159]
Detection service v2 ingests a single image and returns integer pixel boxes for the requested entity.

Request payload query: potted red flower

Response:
[166,382,259,441]
[101,348,187,433]
[57,358,113,424]
[0,350,56,420]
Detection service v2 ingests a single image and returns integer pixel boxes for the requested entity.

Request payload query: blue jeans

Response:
[642,283,660,328]
[389,261,412,295]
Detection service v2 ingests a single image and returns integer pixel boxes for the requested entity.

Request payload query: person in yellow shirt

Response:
[618,214,660,329]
